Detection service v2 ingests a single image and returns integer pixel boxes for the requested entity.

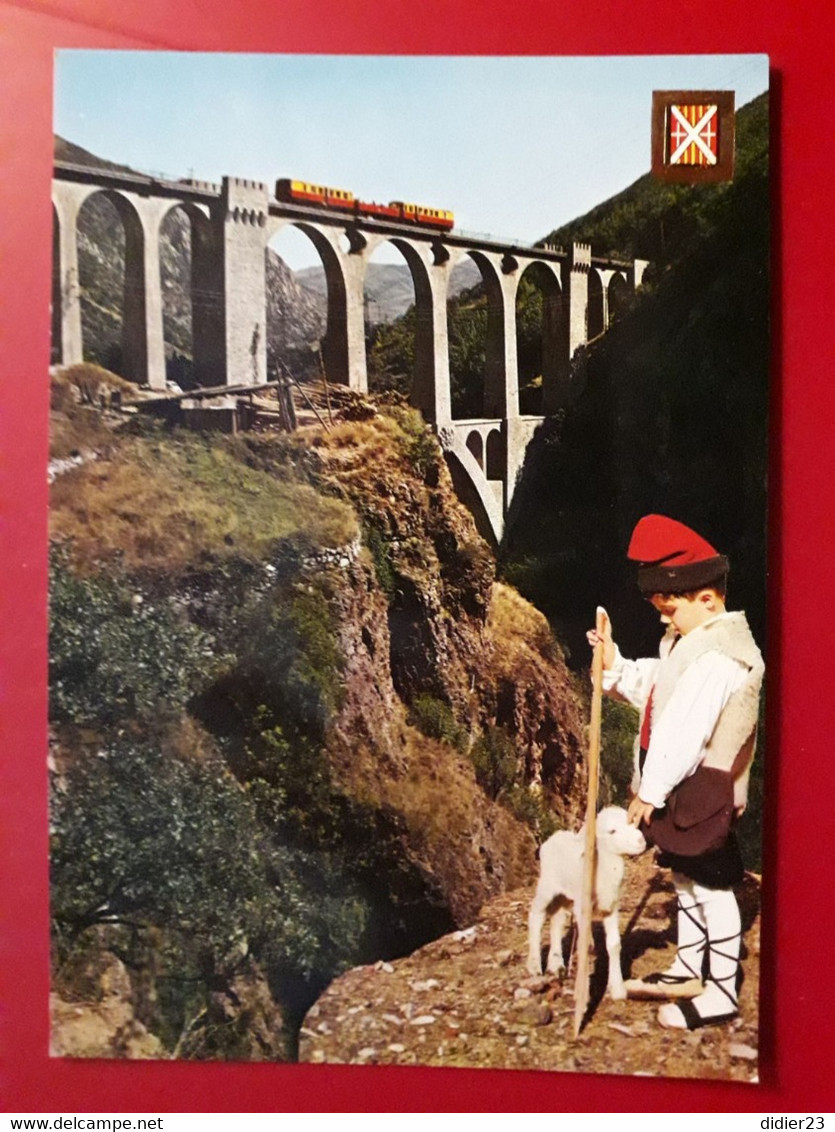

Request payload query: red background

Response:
[1,0,832,1112]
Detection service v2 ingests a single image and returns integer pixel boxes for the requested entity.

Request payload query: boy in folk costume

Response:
[587,514,764,1030]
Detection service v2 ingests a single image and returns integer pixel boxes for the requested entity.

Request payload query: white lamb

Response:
[526,805,646,1000]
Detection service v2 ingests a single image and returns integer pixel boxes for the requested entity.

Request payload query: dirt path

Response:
[298,852,761,1081]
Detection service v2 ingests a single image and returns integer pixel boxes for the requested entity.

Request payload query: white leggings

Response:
[672,872,741,1007]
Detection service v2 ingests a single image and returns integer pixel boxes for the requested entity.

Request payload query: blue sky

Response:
[54,52,768,269]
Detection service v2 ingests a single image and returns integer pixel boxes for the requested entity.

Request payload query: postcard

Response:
[44,51,771,1085]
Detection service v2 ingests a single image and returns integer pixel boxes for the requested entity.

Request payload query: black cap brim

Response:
[637,554,730,596]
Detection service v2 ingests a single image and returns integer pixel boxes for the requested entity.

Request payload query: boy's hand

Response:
[586,607,615,669]
[627,795,655,827]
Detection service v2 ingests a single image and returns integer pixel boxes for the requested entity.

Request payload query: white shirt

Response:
[602,633,748,808]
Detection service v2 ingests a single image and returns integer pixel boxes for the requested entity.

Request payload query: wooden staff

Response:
[573,605,607,1038]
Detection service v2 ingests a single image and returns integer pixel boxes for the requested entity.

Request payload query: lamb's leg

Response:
[526,888,549,976]
[546,906,569,976]
[603,904,626,1000]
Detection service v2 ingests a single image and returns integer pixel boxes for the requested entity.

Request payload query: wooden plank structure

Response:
[137,378,286,405]
[135,370,330,433]
[573,605,607,1037]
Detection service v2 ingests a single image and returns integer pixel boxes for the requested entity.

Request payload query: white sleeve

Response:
[638,651,749,808]
[601,646,659,713]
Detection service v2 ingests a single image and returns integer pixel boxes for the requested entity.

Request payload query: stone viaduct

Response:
[52,162,647,544]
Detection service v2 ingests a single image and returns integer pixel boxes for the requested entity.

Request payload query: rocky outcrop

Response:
[50,951,166,1060]
[326,421,585,782]
[479,584,587,820]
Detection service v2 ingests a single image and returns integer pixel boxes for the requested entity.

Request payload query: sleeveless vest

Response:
[643,612,764,808]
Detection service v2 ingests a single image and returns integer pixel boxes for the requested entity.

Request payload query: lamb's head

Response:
[595,805,646,857]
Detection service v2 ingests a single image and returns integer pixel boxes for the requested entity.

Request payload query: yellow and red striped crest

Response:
[668,103,719,166]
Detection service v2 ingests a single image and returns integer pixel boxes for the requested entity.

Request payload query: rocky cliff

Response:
[49,389,590,1060]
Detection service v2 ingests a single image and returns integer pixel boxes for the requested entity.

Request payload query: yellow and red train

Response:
[275,178,454,231]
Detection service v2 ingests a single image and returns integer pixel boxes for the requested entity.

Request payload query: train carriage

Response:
[275,178,454,230]
[275,178,354,210]
[389,201,455,230]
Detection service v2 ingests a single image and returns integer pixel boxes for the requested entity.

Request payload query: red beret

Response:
[628,514,729,595]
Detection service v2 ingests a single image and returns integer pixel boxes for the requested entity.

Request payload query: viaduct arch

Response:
[53,162,647,545]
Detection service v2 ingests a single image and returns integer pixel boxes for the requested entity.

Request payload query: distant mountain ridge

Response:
[55,135,138,175]
[297,260,481,323]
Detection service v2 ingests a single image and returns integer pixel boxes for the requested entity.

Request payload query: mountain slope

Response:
[540,92,769,271]
[298,260,481,324]
[500,92,769,869]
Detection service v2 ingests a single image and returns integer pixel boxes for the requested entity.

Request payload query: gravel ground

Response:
[299,851,761,1082]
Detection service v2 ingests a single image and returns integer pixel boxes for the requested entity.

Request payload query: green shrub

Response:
[50,548,218,728]
[243,719,332,841]
[367,311,416,397]
[470,724,519,801]
[243,717,405,874]
[600,698,639,806]
[408,694,469,753]
[55,362,136,405]
[501,783,560,842]
[237,715,456,980]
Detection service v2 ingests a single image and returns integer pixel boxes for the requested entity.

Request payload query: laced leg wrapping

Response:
[657,884,744,1028]
[668,873,707,979]
[692,883,742,1014]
